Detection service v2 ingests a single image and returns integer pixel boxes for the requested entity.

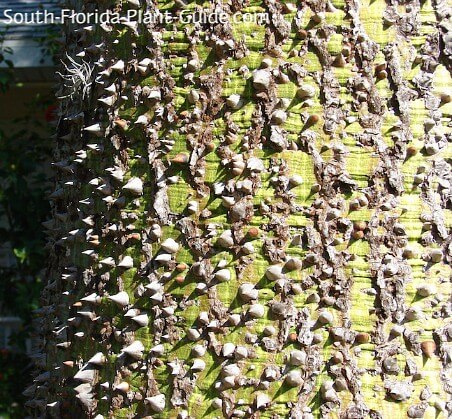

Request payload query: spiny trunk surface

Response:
[29,0,451,417]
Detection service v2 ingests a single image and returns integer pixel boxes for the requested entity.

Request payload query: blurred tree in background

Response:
[0,29,54,417]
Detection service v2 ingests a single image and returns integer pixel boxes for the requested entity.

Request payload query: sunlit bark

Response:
[28,0,451,417]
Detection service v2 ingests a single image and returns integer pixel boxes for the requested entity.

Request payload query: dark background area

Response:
[0,2,59,415]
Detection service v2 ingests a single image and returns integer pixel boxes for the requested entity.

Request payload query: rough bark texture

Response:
[28,0,451,418]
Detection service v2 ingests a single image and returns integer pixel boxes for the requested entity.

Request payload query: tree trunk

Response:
[28,0,451,417]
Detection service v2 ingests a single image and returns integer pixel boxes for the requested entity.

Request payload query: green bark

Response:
[28,0,451,418]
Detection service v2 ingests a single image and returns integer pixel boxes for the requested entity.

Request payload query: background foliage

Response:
[0,29,54,417]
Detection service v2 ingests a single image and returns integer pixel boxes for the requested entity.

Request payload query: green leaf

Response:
[13,248,27,264]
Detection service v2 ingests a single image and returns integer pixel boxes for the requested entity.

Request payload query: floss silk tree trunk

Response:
[27,0,452,418]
